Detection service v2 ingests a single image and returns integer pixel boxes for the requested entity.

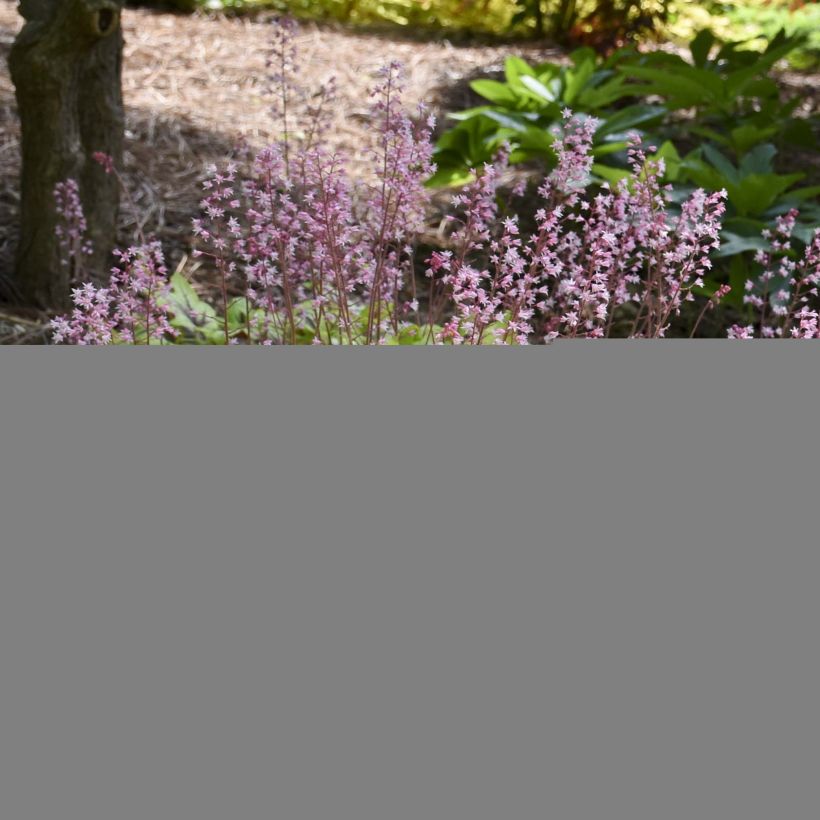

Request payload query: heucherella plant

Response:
[53,179,93,286]
[729,211,820,339]
[47,17,816,345]
[50,243,176,345]
[189,57,436,346]
[427,112,727,342]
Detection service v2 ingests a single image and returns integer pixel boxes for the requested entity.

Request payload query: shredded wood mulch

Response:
[0,2,559,339]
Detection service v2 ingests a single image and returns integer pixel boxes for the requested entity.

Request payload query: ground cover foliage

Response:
[51,17,820,343]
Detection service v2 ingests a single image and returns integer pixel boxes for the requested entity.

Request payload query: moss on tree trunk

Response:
[9,0,125,309]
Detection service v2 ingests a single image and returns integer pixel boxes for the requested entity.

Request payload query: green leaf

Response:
[447,105,494,122]
[519,74,559,104]
[517,126,557,157]
[728,173,804,217]
[688,125,732,148]
[426,166,476,188]
[481,109,533,133]
[575,75,637,110]
[741,77,779,101]
[469,79,519,106]
[679,156,728,192]
[504,55,536,91]
[534,61,562,82]
[715,232,769,258]
[702,144,740,185]
[779,184,820,204]
[738,143,776,175]
[594,103,665,139]
[729,124,779,155]
[563,52,596,105]
[164,271,224,341]
[592,164,632,185]
[690,29,716,68]
[388,324,441,345]
[617,64,723,107]
[591,141,629,158]
[652,140,682,181]
[569,47,597,68]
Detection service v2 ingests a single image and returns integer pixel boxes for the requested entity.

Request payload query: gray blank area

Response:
[1,346,818,820]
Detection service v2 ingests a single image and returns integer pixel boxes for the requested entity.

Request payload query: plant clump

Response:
[51,19,820,344]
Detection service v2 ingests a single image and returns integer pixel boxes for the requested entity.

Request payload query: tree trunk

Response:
[9,0,124,309]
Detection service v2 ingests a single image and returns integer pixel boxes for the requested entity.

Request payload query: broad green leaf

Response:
[702,144,740,185]
[738,143,776,175]
[447,105,494,122]
[504,55,536,91]
[729,124,778,155]
[569,47,597,68]
[741,77,779,101]
[564,54,596,106]
[519,74,559,104]
[534,61,562,82]
[652,141,682,181]
[679,156,731,192]
[728,173,804,217]
[594,103,665,139]
[714,232,769,258]
[388,324,441,345]
[617,64,723,107]
[781,119,818,150]
[689,125,732,147]
[164,271,223,340]
[517,126,557,157]
[481,109,531,133]
[426,166,476,188]
[469,79,520,106]
[779,184,820,203]
[591,141,629,158]
[592,164,632,184]
[575,75,638,109]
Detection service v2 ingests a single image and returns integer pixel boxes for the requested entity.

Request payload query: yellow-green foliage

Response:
[168,0,672,38]
[184,0,516,33]
[160,0,820,61]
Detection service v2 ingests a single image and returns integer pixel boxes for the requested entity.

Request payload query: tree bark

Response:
[9,0,124,309]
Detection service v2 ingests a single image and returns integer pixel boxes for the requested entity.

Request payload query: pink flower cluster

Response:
[192,58,435,344]
[54,179,93,280]
[432,114,727,342]
[736,211,820,338]
[51,242,176,345]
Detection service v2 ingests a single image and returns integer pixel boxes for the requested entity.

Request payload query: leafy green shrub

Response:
[434,28,815,178]
[430,47,667,185]
[617,29,817,157]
